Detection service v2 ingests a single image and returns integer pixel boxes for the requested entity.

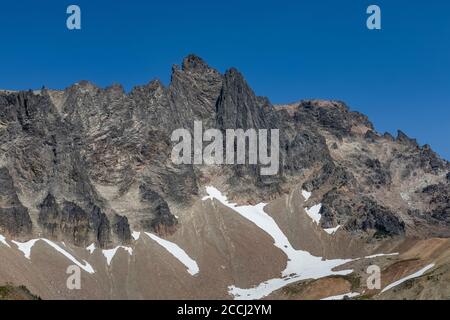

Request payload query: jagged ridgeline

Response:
[0,55,449,248]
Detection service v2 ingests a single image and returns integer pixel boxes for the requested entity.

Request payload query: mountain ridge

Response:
[0,55,449,250]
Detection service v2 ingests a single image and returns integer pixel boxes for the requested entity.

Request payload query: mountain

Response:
[0,55,449,300]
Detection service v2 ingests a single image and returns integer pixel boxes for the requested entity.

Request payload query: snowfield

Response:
[305,204,322,225]
[321,292,360,300]
[145,232,199,276]
[86,243,96,254]
[11,238,95,273]
[42,239,95,273]
[1,231,198,276]
[364,253,399,259]
[301,190,312,201]
[302,191,342,236]
[381,263,435,293]
[0,234,11,248]
[203,186,354,300]
[324,226,341,235]
[12,239,39,259]
[102,246,133,266]
[132,231,141,241]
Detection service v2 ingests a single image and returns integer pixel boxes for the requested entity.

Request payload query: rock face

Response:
[38,194,113,247]
[0,168,32,237]
[0,55,449,248]
[139,183,178,235]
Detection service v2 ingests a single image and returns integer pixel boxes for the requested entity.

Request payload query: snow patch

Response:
[303,199,341,235]
[381,263,435,293]
[364,253,399,259]
[301,190,311,201]
[145,232,199,276]
[12,239,39,259]
[203,186,354,300]
[132,231,141,241]
[102,246,133,266]
[12,238,94,273]
[324,225,341,235]
[301,192,343,235]
[0,234,11,248]
[305,204,322,225]
[86,243,96,254]
[321,292,360,300]
[41,239,95,274]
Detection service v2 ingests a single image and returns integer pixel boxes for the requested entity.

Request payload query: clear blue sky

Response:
[0,0,448,159]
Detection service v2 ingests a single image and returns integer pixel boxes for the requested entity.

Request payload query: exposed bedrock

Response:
[0,55,449,247]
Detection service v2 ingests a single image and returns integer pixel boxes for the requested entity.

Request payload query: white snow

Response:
[11,238,94,273]
[0,234,11,248]
[364,253,399,259]
[203,186,354,300]
[102,248,121,265]
[305,204,322,225]
[102,246,133,266]
[132,231,141,241]
[302,192,342,235]
[145,232,199,276]
[324,225,341,235]
[302,190,312,201]
[301,191,340,235]
[12,239,39,259]
[41,239,95,274]
[86,243,96,254]
[381,263,435,293]
[321,292,360,300]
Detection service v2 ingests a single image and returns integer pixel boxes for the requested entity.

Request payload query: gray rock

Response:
[345,197,406,237]
[139,184,178,235]
[1,55,449,247]
[0,168,32,237]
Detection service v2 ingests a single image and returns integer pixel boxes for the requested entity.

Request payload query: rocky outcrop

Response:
[0,168,32,237]
[216,68,271,130]
[38,195,113,247]
[421,183,450,224]
[139,184,178,235]
[112,214,132,244]
[319,189,405,237]
[346,197,406,237]
[169,55,223,130]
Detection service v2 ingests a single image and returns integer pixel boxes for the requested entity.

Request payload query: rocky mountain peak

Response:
[0,55,449,250]
[215,67,274,131]
[181,54,211,73]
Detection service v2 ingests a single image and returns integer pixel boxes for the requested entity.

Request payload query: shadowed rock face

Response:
[347,197,406,237]
[111,214,131,244]
[0,55,449,247]
[0,168,32,237]
[216,68,271,130]
[38,194,113,247]
[139,184,178,235]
